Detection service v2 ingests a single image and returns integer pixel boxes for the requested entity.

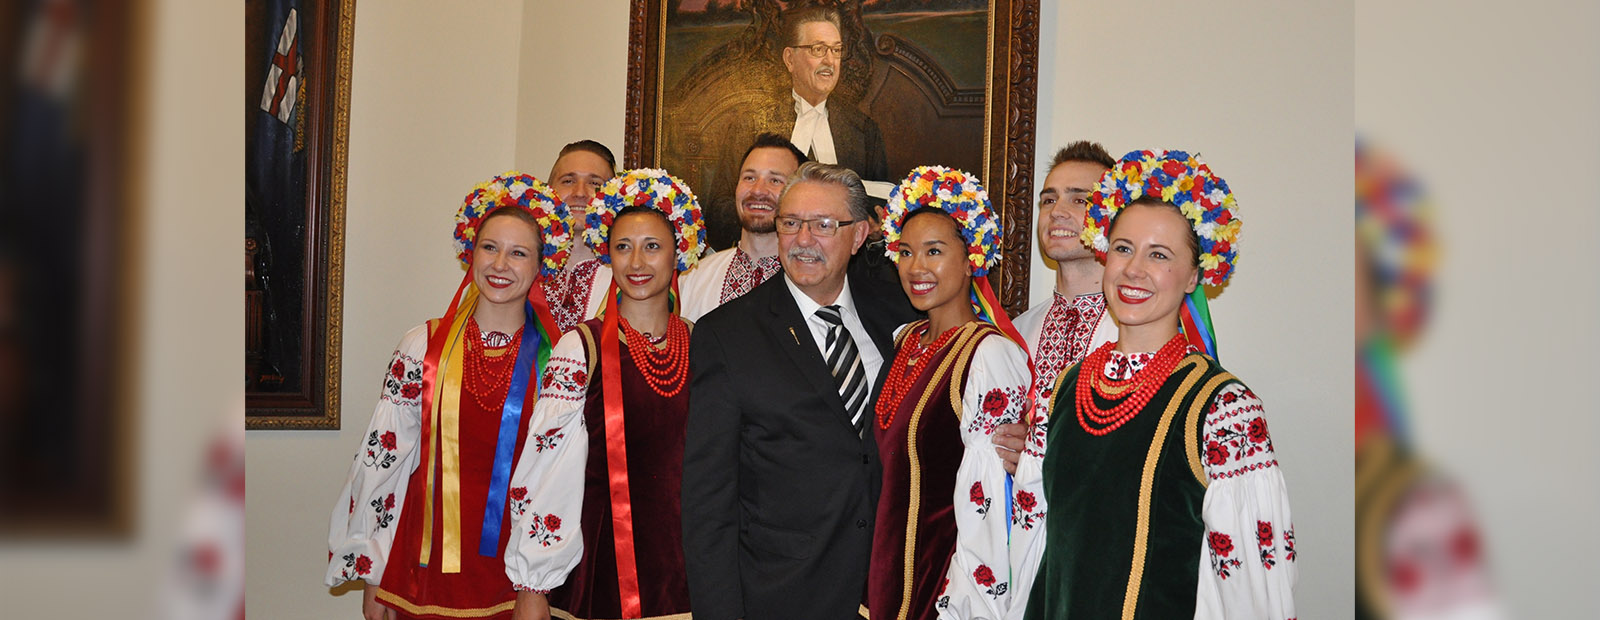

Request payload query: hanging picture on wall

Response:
[0,0,134,534]
[245,0,354,429]
[625,0,1040,313]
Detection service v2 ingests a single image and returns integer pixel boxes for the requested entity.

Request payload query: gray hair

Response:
[780,161,872,222]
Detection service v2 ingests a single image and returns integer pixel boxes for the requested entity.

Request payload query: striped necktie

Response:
[816,305,869,434]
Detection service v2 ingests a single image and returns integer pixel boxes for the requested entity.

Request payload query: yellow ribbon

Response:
[418,287,477,572]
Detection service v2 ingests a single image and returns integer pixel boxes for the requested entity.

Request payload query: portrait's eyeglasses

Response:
[775,216,859,237]
[788,43,846,59]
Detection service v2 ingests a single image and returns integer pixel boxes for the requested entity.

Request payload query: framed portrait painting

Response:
[245,0,354,429]
[625,0,1040,313]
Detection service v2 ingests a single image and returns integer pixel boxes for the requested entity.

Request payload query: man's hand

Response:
[362,583,395,620]
[512,591,553,620]
[992,422,1028,474]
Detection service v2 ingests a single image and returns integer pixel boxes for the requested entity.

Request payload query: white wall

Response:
[514,2,631,177]
[244,2,527,618]
[243,1,1353,618]
[1028,1,1354,616]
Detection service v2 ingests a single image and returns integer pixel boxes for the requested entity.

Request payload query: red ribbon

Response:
[598,280,643,617]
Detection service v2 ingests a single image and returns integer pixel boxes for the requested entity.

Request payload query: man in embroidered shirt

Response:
[995,141,1121,472]
[679,133,807,321]
[544,140,618,332]
[780,7,887,187]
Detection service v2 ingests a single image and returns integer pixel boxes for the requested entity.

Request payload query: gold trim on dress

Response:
[1184,363,1236,488]
[375,587,515,618]
[896,323,985,620]
[1120,357,1203,620]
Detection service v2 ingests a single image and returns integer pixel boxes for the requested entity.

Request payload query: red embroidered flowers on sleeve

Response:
[1012,489,1043,530]
[1207,531,1242,579]
[970,481,990,517]
[381,352,424,407]
[363,430,399,470]
[973,564,1008,598]
[338,553,374,581]
[1257,520,1277,569]
[526,510,565,547]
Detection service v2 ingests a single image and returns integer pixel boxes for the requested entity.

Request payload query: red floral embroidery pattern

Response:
[381,352,424,407]
[363,430,399,470]
[970,481,990,517]
[1012,489,1043,531]
[531,426,566,453]
[371,493,396,530]
[1203,385,1280,480]
[1024,416,1049,458]
[1207,531,1242,579]
[966,385,1026,436]
[935,576,951,610]
[538,357,589,402]
[1284,525,1297,562]
[338,552,374,581]
[973,564,1007,599]
[526,510,565,547]
[509,486,530,520]
[1257,520,1277,569]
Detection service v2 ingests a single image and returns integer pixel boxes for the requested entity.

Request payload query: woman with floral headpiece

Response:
[503,169,707,620]
[326,173,573,620]
[868,166,1037,620]
[1020,151,1295,619]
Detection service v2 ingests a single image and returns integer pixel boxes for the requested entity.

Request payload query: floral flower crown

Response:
[453,172,573,279]
[1084,150,1241,286]
[1355,141,1433,348]
[881,166,1002,276]
[584,168,708,272]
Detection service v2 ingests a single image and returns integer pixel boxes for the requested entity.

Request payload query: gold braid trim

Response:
[375,587,514,618]
[574,323,599,380]
[1183,357,1234,488]
[947,324,997,421]
[896,323,986,620]
[1120,358,1203,620]
[1356,436,1412,618]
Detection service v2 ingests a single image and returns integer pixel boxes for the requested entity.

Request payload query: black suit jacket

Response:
[778,97,890,183]
[682,275,917,620]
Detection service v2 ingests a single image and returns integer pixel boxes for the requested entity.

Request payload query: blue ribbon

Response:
[478,301,542,557]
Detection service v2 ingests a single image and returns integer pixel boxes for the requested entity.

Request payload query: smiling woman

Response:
[503,168,706,620]
[869,165,1037,619]
[1019,151,1295,620]
[324,172,573,620]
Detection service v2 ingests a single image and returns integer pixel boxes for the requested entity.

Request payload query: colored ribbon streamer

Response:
[417,278,477,568]
[599,281,644,617]
[478,301,542,557]
[1181,289,1218,359]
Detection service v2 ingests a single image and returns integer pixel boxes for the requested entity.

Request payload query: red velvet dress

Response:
[504,318,693,619]
[327,321,539,620]
[869,321,1032,620]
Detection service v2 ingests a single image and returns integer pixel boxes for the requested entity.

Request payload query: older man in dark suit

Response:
[683,162,917,619]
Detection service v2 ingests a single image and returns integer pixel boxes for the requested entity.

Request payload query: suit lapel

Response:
[767,282,850,418]
[828,106,863,175]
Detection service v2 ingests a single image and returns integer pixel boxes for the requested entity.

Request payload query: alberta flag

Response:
[248,0,308,390]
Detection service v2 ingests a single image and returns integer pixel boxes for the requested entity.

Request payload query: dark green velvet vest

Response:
[1024,353,1238,620]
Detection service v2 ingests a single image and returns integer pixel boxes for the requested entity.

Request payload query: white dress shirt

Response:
[789,90,838,165]
[783,274,883,390]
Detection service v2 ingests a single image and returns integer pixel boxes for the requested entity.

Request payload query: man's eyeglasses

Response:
[775,216,859,237]
[788,43,846,59]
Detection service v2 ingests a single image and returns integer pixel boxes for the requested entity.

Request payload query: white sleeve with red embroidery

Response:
[502,330,591,594]
[938,336,1033,620]
[1193,383,1298,620]
[325,324,429,587]
[1006,363,1055,620]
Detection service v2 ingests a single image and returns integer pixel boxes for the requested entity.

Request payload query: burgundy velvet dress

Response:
[503,318,693,620]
